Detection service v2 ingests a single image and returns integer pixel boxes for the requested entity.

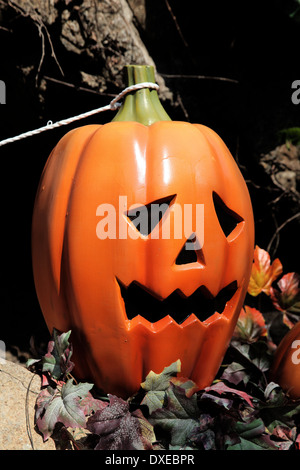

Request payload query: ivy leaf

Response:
[188,414,218,450]
[43,330,74,380]
[233,306,267,343]
[190,428,216,450]
[264,382,286,406]
[141,360,184,414]
[36,379,93,441]
[141,360,181,392]
[202,381,254,408]
[270,272,300,314]
[87,395,155,450]
[234,418,265,440]
[248,246,283,297]
[35,386,56,423]
[170,377,199,398]
[260,395,300,430]
[220,362,250,386]
[148,383,200,448]
[271,425,300,450]
[230,340,271,378]
[227,436,275,450]
[141,390,165,415]
[27,329,74,381]
[79,392,108,417]
[141,360,199,416]
[226,418,278,450]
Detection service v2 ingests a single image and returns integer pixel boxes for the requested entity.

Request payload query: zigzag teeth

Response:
[127,311,230,334]
[118,278,238,325]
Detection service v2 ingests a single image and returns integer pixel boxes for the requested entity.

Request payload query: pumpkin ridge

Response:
[51,126,101,293]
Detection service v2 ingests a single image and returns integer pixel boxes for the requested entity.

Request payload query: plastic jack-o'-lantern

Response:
[269,321,300,399]
[32,65,254,398]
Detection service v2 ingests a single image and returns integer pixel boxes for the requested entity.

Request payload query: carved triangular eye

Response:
[213,192,243,238]
[126,194,176,236]
[175,234,205,266]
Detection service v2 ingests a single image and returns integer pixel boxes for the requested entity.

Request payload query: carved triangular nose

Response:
[175,234,205,266]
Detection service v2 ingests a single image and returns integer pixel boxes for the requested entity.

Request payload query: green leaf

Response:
[36,379,93,441]
[227,436,271,450]
[234,418,265,439]
[148,383,200,447]
[43,330,74,380]
[170,377,199,397]
[141,390,165,415]
[230,340,271,376]
[141,360,181,392]
[140,360,182,415]
[278,127,300,145]
[250,341,272,373]
[260,402,300,433]
[141,360,199,415]
[228,418,278,450]
[27,329,74,381]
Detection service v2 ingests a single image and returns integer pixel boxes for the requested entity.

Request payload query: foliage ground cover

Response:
[27,246,300,450]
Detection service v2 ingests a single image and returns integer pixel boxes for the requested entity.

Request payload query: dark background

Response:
[0,0,299,358]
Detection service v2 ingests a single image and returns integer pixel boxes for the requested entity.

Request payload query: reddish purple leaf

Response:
[87,395,155,450]
[270,272,300,313]
[204,382,254,408]
[233,306,267,343]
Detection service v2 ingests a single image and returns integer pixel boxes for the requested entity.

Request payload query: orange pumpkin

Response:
[32,65,254,397]
[269,321,300,399]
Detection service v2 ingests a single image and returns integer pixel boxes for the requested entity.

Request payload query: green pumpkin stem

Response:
[112,65,171,125]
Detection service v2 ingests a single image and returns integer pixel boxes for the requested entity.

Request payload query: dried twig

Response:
[267,212,300,254]
[164,0,189,50]
[161,73,239,84]
[25,373,36,450]
[42,23,64,77]
[175,93,190,121]
[0,25,12,33]
[1,0,64,81]
[43,75,117,98]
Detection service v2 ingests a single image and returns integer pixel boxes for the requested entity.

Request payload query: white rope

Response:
[0,81,159,147]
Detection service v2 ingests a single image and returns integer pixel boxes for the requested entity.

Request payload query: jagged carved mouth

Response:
[117,279,238,324]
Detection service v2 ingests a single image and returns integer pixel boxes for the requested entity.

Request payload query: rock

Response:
[0,0,172,102]
[0,360,56,450]
[260,143,300,196]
